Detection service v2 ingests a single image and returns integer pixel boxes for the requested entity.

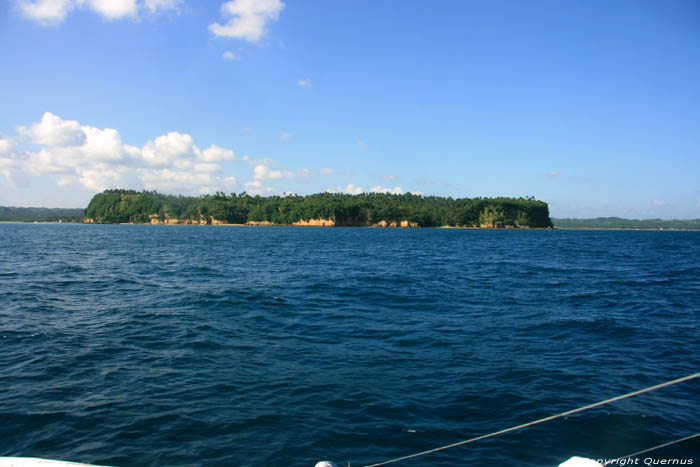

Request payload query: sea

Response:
[0,224,698,467]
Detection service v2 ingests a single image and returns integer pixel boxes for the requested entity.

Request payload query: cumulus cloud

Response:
[81,126,134,163]
[18,112,86,147]
[10,112,243,195]
[7,113,345,200]
[81,0,139,19]
[209,0,284,42]
[253,162,293,180]
[200,144,236,162]
[371,185,403,194]
[243,179,275,195]
[222,50,237,60]
[15,0,72,24]
[0,137,27,187]
[297,79,312,88]
[0,137,17,154]
[339,183,363,195]
[140,169,237,195]
[142,132,197,166]
[16,0,179,24]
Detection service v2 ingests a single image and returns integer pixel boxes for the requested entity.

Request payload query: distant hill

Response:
[0,206,84,222]
[552,217,700,230]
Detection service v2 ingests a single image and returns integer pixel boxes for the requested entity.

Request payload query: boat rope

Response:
[602,432,700,465]
[363,371,700,467]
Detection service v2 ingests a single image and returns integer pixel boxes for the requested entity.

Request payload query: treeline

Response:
[0,206,84,222]
[84,189,553,228]
[552,217,700,230]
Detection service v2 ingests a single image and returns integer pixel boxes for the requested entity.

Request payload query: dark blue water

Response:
[0,224,698,466]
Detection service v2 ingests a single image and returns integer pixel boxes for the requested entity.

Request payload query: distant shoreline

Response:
[551,217,700,230]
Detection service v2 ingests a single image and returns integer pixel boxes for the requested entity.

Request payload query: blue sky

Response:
[0,0,699,218]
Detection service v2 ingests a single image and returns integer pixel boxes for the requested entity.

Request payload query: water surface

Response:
[1,225,698,466]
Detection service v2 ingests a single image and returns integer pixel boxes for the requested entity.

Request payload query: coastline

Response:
[4,221,698,231]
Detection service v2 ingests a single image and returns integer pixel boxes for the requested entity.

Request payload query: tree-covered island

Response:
[84,189,553,228]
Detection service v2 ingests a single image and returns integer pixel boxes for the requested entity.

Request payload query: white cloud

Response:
[81,126,133,162]
[0,161,29,188]
[371,185,403,194]
[8,113,347,201]
[142,131,197,166]
[16,0,179,24]
[222,50,237,60]
[18,112,86,147]
[243,179,274,195]
[280,132,293,140]
[253,162,293,180]
[201,144,236,162]
[193,162,222,173]
[80,0,138,19]
[339,183,363,195]
[11,112,243,195]
[297,78,312,88]
[16,0,72,24]
[357,140,367,147]
[0,137,17,154]
[209,0,284,42]
[143,0,182,13]
[0,140,28,188]
[140,169,237,195]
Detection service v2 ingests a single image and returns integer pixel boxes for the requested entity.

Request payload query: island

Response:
[83,189,553,228]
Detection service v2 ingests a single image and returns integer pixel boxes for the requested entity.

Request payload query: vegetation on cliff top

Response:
[84,190,553,228]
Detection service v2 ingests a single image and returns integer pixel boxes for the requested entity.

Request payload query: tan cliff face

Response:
[85,216,541,228]
[149,214,179,225]
[440,222,532,229]
[186,217,224,225]
[247,219,336,226]
[292,218,335,227]
[371,220,419,228]
[246,220,277,226]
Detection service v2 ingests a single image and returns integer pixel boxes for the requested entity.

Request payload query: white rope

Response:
[363,371,700,467]
[602,432,700,465]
